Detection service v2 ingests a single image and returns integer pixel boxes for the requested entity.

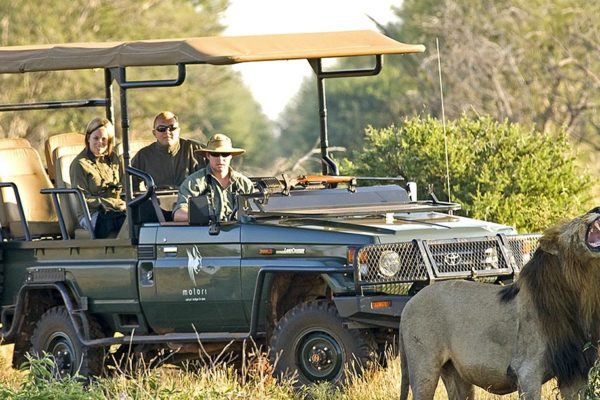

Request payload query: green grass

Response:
[0,344,593,400]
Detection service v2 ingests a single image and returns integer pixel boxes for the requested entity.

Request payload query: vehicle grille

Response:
[427,237,511,277]
[355,234,540,286]
[137,245,156,260]
[504,234,541,272]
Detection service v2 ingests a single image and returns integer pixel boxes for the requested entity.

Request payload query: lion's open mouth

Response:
[587,217,600,250]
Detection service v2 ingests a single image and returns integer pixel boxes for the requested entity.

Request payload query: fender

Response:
[248,265,348,336]
[1,281,85,343]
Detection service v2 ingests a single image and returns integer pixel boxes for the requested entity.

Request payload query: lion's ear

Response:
[539,225,562,255]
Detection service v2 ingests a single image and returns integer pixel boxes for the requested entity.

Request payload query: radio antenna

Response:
[436,37,452,203]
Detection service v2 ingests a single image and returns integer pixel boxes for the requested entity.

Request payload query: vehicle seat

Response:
[0,137,32,149]
[44,132,84,182]
[53,144,86,238]
[0,138,33,235]
[116,139,155,160]
[0,147,60,239]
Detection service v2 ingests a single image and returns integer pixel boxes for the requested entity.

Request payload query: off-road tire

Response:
[269,299,377,387]
[30,306,104,378]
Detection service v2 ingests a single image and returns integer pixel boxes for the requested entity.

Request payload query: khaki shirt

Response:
[69,149,124,220]
[131,138,205,190]
[173,166,253,221]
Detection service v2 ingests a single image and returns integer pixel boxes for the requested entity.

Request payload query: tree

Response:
[393,0,600,145]
[0,0,275,170]
[276,51,426,165]
[342,115,593,233]
[277,0,600,182]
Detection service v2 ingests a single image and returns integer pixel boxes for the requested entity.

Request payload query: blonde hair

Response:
[153,111,178,128]
[85,117,115,155]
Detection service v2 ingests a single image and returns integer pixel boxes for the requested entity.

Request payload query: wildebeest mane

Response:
[499,244,597,387]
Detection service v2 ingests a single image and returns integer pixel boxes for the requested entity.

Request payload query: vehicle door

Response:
[138,223,246,333]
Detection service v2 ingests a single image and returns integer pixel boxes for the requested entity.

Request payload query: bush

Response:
[581,350,600,399]
[342,115,593,233]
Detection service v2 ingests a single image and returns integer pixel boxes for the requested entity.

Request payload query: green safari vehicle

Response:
[0,30,540,385]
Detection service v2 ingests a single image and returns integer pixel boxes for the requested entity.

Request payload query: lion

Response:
[399,207,600,400]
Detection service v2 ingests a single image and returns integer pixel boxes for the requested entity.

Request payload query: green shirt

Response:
[173,166,253,221]
[131,138,205,190]
[69,149,124,220]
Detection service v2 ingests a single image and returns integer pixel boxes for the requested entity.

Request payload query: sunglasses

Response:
[155,124,179,133]
[87,118,111,135]
[208,152,231,158]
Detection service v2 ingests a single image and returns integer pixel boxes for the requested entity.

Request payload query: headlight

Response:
[378,250,401,277]
[359,262,369,278]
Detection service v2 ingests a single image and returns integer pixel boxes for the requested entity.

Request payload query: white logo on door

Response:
[187,246,203,286]
[186,246,220,286]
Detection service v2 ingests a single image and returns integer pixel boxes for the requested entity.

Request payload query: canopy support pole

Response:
[309,55,383,176]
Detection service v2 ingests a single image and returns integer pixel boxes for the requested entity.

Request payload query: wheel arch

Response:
[269,272,330,322]
[4,283,84,368]
[262,267,352,339]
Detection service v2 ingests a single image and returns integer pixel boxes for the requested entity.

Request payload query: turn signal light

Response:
[346,247,367,266]
[259,248,275,255]
[371,300,392,309]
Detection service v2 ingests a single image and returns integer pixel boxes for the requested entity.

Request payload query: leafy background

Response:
[0,0,598,228]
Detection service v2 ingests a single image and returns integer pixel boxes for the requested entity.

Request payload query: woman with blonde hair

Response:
[69,117,125,238]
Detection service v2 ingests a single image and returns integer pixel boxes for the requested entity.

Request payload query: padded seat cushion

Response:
[0,147,59,238]
[44,132,84,181]
[0,137,32,149]
[55,152,80,236]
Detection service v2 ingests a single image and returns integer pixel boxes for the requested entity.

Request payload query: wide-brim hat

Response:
[201,133,245,156]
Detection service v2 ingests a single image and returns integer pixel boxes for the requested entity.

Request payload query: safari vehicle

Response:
[0,31,540,385]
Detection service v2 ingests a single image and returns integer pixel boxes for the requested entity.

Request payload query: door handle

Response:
[163,246,178,256]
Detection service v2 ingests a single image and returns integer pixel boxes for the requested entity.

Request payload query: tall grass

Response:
[0,344,593,399]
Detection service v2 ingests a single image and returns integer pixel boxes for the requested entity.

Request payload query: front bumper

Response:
[333,295,411,329]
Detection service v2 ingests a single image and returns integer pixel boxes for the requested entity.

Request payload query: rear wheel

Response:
[30,306,103,378]
[269,300,377,387]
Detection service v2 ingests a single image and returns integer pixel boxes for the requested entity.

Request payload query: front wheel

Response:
[269,300,377,387]
[30,306,104,378]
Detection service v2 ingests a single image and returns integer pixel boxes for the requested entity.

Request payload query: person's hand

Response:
[118,199,127,211]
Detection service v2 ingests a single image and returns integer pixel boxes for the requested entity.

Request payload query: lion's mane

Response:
[500,215,600,387]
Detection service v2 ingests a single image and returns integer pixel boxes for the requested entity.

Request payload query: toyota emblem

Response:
[444,252,461,266]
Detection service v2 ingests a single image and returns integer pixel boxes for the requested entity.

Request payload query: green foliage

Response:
[277,52,425,160]
[581,356,600,399]
[0,354,104,400]
[277,0,600,182]
[342,115,592,233]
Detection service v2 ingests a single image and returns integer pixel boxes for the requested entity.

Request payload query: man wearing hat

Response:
[172,133,253,223]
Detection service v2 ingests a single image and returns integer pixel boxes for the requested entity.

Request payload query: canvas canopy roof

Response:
[0,30,425,74]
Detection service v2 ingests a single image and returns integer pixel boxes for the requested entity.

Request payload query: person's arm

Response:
[70,160,101,213]
[171,184,189,222]
[173,207,188,222]
[240,174,255,194]
[70,159,125,213]
[172,172,208,222]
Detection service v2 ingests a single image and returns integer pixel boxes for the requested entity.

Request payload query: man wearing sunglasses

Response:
[172,133,253,223]
[131,111,205,191]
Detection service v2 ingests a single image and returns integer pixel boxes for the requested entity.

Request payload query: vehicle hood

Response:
[273,212,518,243]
